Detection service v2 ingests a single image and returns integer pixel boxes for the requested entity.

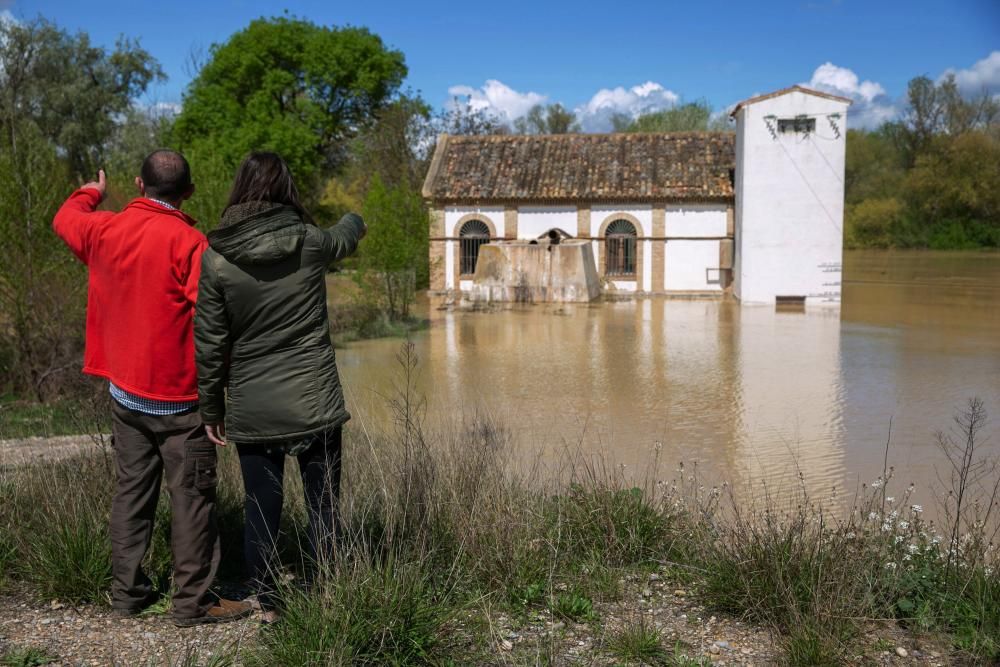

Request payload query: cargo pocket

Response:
[184,442,219,497]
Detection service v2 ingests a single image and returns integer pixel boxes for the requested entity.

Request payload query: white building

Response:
[423,85,851,306]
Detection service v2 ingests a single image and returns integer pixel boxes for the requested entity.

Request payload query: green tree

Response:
[612,100,726,133]
[0,17,163,179]
[885,74,1000,167]
[844,128,906,205]
[321,95,434,235]
[438,100,509,136]
[905,131,1000,247]
[173,16,407,204]
[514,103,580,134]
[0,17,162,399]
[357,175,429,320]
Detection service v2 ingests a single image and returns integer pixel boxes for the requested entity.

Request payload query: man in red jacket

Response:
[53,150,250,627]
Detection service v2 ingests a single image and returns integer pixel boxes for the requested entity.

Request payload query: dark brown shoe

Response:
[173,598,253,627]
[112,591,161,618]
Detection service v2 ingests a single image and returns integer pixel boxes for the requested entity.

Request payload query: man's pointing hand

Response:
[82,169,107,202]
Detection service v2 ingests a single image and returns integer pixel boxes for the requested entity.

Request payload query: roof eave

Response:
[729,85,854,118]
[420,133,450,199]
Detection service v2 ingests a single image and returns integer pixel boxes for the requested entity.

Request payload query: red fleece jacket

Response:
[53,189,208,401]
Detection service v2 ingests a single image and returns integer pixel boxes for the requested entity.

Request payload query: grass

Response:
[0,357,997,664]
[0,646,57,667]
[0,396,90,439]
[606,617,669,665]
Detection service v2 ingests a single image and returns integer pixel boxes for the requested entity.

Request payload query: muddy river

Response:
[338,251,1000,505]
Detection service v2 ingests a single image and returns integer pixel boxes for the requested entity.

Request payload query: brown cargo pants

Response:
[110,401,221,620]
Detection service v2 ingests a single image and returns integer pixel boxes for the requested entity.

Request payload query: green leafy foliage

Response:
[514,103,580,134]
[846,76,1000,249]
[0,17,163,178]
[612,101,730,133]
[356,174,429,320]
[0,18,162,400]
[551,591,594,622]
[173,16,407,195]
[0,646,57,667]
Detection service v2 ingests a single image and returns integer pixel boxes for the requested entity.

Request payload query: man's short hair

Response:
[140,150,192,200]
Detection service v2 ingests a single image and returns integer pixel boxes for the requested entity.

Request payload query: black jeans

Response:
[235,427,342,610]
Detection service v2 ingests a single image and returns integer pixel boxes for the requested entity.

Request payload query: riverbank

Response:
[0,577,955,666]
[1,387,996,665]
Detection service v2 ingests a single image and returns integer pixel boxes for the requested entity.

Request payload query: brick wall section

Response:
[429,208,446,291]
[504,207,518,239]
[576,205,590,238]
[652,206,666,292]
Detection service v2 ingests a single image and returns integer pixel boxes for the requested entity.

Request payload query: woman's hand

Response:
[206,422,227,447]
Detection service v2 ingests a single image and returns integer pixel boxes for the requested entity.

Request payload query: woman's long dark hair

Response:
[225,152,312,223]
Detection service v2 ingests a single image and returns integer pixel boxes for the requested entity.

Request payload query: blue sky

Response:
[5,0,999,130]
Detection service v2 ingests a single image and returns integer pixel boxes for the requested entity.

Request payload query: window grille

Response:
[459,219,490,275]
[778,116,816,134]
[605,219,637,276]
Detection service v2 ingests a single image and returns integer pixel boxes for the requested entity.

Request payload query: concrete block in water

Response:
[469,240,601,303]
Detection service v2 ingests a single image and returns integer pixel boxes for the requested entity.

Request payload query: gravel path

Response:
[0,435,105,467]
[0,574,959,666]
[0,594,257,666]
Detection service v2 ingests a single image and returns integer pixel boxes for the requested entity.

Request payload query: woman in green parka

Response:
[194,152,366,622]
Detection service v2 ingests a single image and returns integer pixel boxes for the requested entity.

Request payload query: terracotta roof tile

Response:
[422,133,735,203]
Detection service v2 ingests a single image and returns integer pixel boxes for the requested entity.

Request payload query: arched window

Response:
[605,219,637,276]
[459,219,491,276]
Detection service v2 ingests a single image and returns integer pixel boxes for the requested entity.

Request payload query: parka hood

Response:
[208,203,305,265]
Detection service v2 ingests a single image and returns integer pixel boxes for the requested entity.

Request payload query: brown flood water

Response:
[337,251,1000,506]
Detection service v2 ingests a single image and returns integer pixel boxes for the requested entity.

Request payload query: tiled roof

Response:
[422,132,735,203]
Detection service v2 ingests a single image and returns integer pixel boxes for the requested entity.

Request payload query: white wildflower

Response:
[885,562,897,570]
[895,535,905,544]
[845,532,856,539]
[868,512,879,521]
[911,505,923,513]
[898,521,910,530]
[889,510,899,519]
[882,522,893,532]
[907,544,919,554]
[903,554,912,561]
[871,479,883,489]
[886,497,895,503]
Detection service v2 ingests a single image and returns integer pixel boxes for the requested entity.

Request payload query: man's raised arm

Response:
[52,169,114,264]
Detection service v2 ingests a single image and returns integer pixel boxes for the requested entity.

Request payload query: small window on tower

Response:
[777,116,815,134]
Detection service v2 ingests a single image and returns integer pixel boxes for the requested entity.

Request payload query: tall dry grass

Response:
[0,345,997,664]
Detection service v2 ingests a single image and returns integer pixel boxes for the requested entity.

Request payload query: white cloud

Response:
[809,62,885,102]
[147,101,182,117]
[941,50,1000,96]
[447,79,546,125]
[445,78,684,133]
[803,62,896,129]
[575,81,680,132]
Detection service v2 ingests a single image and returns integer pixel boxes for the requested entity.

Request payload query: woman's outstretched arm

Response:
[320,212,367,262]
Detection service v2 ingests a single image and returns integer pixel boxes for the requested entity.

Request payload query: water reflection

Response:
[337,251,1000,506]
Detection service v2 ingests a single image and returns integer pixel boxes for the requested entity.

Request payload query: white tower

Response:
[731,86,851,306]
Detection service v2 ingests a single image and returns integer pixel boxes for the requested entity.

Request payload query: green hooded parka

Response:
[194,203,365,443]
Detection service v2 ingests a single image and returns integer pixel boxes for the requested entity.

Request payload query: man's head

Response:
[136,150,195,206]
